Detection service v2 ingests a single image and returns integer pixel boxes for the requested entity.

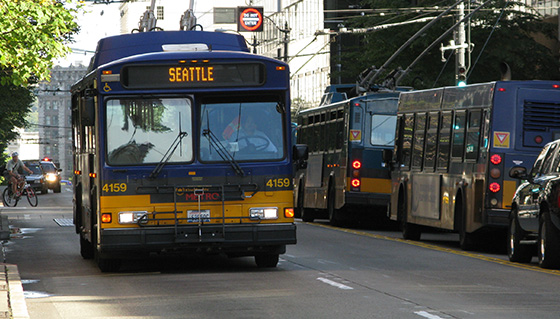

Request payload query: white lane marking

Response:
[316,277,353,290]
[414,311,445,319]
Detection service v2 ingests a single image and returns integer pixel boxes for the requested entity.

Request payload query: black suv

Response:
[23,162,48,194]
[40,160,62,193]
[509,139,560,269]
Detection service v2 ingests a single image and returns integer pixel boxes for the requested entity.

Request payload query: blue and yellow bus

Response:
[387,81,560,249]
[294,88,402,225]
[71,31,306,271]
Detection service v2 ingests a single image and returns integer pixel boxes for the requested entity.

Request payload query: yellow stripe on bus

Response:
[99,190,295,228]
[502,180,517,209]
[347,177,391,193]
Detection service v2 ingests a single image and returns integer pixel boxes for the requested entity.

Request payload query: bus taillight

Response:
[352,160,362,169]
[490,154,502,165]
[351,178,361,188]
[489,182,501,193]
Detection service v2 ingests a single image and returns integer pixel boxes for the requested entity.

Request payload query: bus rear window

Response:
[370,114,397,146]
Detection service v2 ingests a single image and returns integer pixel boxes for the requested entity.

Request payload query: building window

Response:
[214,8,236,24]
[157,6,164,20]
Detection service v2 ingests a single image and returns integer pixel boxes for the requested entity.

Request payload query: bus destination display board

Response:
[121,63,265,89]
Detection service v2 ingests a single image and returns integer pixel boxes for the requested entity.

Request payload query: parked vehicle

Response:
[509,139,560,269]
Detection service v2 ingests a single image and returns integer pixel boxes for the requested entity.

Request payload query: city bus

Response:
[294,89,402,225]
[71,30,306,271]
[387,81,560,249]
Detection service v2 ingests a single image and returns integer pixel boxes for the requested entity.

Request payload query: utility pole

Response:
[440,2,469,86]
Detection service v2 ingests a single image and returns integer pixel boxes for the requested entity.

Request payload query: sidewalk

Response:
[0,213,30,319]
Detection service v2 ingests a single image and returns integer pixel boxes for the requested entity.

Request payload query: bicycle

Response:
[2,177,38,207]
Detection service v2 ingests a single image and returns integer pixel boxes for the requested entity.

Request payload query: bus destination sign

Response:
[121,63,265,89]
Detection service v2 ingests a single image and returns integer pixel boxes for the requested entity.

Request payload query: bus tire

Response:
[538,210,560,269]
[456,192,476,251]
[80,235,94,260]
[508,208,533,263]
[97,256,122,272]
[295,181,307,219]
[255,254,279,268]
[398,188,421,240]
[327,183,340,226]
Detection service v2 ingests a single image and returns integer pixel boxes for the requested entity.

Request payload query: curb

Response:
[2,264,29,319]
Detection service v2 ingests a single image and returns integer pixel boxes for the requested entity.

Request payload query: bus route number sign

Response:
[121,63,265,89]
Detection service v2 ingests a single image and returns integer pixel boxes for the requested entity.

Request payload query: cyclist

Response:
[4,152,33,197]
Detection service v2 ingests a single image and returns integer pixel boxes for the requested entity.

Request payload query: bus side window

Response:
[412,113,427,169]
[424,112,439,171]
[336,108,344,150]
[465,110,481,160]
[452,111,467,159]
[437,111,452,170]
[401,114,414,169]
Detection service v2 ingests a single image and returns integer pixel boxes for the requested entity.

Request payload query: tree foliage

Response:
[334,0,560,89]
[0,0,81,86]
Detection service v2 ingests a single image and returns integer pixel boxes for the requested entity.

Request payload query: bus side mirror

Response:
[293,144,308,169]
[509,166,529,180]
[382,149,394,169]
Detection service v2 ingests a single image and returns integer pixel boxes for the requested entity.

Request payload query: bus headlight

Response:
[250,207,278,220]
[118,211,148,224]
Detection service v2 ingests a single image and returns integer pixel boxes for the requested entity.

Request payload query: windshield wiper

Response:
[203,128,244,176]
[149,131,188,179]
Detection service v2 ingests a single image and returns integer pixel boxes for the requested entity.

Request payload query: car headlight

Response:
[249,207,278,220]
[118,211,148,224]
[46,173,57,182]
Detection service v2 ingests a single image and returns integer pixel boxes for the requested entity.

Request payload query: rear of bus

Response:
[486,81,560,226]
[346,93,399,208]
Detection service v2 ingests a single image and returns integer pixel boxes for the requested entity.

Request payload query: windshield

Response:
[106,98,193,165]
[370,114,397,146]
[200,98,285,161]
[27,164,42,175]
[41,163,56,173]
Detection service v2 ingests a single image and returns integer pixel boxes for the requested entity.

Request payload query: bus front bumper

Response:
[99,223,296,256]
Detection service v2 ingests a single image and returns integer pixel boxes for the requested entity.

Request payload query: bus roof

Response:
[89,31,249,71]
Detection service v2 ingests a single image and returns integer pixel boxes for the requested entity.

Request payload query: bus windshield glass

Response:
[200,98,284,161]
[106,98,193,165]
[370,114,397,146]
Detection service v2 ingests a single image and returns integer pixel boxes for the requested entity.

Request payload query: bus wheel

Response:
[538,210,560,269]
[327,184,339,226]
[97,255,122,272]
[508,209,533,263]
[255,254,279,268]
[399,191,420,240]
[80,235,94,260]
[456,194,476,251]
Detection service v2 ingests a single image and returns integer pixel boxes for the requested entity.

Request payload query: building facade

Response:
[36,64,88,180]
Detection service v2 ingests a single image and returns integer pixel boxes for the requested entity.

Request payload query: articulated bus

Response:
[294,89,401,225]
[71,31,306,271]
[388,81,560,249]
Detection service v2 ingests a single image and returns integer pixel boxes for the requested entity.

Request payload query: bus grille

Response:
[523,101,560,132]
